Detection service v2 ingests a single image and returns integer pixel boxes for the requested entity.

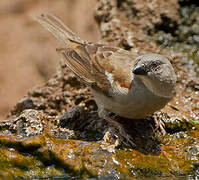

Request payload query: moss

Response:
[115,131,198,177]
[0,135,98,179]
[0,119,198,179]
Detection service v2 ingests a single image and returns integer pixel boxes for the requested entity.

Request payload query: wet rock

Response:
[50,127,76,140]
[0,0,199,179]
[11,109,44,138]
[58,108,107,141]
[187,145,199,161]
[59,108,86,129]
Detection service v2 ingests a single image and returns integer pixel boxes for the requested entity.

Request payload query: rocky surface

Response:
[0,0,199,179]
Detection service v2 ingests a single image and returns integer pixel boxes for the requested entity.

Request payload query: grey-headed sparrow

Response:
[33,13,176,139]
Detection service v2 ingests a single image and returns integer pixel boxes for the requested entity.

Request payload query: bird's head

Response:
[132,53,176,98]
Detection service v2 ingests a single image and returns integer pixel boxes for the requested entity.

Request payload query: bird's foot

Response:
[154,115,166,136]
[105,116,136,148]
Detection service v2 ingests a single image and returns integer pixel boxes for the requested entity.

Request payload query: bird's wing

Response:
[57,44,135,96]
[33,13,135,96]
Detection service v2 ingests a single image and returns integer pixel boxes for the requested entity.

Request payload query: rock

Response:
[11,109,44,138]
[10,98,36,116]
[0,0,199,179]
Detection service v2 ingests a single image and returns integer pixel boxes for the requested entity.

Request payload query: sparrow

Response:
[33,13,176,138]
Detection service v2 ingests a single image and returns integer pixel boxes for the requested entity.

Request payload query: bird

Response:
[33,13,176,143]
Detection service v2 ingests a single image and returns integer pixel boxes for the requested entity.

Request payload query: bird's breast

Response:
[91,79,171,119]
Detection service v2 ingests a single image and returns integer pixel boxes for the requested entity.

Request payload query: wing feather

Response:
[33,13,134,96]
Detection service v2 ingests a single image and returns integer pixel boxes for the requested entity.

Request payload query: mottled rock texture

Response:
[0,0,199,179]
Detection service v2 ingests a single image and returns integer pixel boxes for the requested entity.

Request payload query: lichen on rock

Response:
[0,0,199,179]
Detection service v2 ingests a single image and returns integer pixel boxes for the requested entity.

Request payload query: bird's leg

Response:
[154,115,166,136]
[106,116,135,147]
[98,106,135,147]
[102,115,135,148]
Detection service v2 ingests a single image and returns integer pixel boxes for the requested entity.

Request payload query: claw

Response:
[154,115,166,136]
[105,115,136,148]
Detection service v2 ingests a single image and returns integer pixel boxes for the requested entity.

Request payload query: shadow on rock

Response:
[59,107,162,155]
[59,107,107,141]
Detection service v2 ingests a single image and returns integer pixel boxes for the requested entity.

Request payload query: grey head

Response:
[132,53,176,99]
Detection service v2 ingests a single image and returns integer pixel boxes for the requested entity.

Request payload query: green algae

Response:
[0,124,199,179]
[115,133,198,178]
[0,135,97,179]
[0,1,199,179]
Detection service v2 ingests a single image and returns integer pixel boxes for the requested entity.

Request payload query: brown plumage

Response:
[33,13,177,138]
[33,13,135,97]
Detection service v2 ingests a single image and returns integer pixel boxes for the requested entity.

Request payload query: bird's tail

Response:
[32,13,86,46]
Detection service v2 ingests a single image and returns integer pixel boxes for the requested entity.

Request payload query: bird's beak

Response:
[132,66,147,75]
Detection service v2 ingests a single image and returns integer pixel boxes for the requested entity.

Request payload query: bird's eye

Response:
[150,60,162,71]
[152,61,158,66]
[151,60,161,67]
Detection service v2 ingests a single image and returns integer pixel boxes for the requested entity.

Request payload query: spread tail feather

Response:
[32,13,86,46]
